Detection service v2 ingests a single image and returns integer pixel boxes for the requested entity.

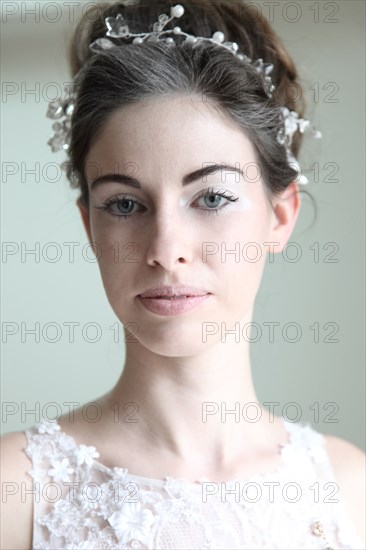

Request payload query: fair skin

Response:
[1,95,365,548]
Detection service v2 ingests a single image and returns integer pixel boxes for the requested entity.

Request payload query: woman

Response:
[1,0,365,548]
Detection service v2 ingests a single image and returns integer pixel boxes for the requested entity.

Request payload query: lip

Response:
[138,286,210,299]
[138,294,211,316]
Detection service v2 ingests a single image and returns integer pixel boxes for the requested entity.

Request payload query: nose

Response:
[145,206,193,269]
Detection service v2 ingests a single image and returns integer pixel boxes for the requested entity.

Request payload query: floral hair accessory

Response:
[46,4,321,184]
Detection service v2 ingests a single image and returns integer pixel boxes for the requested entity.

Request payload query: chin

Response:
[123,315,221,357]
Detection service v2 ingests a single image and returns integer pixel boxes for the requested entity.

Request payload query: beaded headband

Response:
[46,3,321,184]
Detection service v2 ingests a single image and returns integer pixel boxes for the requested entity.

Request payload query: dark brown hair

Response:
[66,0,313,213]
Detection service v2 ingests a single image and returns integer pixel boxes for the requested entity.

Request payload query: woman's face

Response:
[80,95,299,356]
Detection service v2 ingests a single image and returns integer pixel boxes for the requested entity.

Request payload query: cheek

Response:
[214,197,272,259]
[212,206,271,314]
[88,221,141,307]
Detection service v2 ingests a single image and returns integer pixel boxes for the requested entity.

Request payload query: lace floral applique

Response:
[108,502,155,546]
[24,418,364,550]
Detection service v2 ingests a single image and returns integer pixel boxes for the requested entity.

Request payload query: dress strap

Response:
[281,418,337,481]
[281,418,364,549]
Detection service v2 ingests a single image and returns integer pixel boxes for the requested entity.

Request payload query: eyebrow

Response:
[89,163,244,191]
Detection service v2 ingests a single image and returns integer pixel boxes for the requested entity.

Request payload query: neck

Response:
[98,323,279,468]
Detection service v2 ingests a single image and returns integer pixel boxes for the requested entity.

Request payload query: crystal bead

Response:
[184,35,197,44]
[298,119,310,133]
[98,38,115,50]
[171,5,185,18]
[65,104,74,116]
[47,102,63,119]
[276,128,286,145]
[285,117,299,135]
[48,135,63,153]
[158,14,169,23]
[212,31,225,43]
[264,63,274,75]
[254,58,264,70]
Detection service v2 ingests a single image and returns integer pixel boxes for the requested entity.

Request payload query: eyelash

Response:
[94,188,239,220]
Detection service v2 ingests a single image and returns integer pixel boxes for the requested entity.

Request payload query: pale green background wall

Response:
[1,1,365,449]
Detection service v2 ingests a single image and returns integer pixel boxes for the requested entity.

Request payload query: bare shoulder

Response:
[323,434,366,547]
[0,431,34,549]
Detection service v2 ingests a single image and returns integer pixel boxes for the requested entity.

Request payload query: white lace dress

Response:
[23,417,364,549]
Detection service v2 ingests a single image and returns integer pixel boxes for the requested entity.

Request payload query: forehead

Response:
[85,95,257,173]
